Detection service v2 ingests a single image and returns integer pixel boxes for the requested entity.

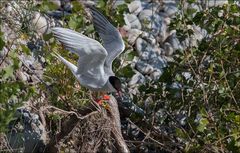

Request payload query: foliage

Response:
[0,33,35,133]
[132,1,240,152]
[0,0,239,152]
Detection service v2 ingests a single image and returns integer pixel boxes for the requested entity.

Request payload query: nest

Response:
[59,112,115,153]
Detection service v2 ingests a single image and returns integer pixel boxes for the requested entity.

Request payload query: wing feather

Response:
[89,6,125,74]
[52,27,108,87]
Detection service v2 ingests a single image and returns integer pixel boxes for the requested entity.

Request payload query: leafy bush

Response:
[0,0,239,152]
[0,29,35,132]
[131,1,240,152]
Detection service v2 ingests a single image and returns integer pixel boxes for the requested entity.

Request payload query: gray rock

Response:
[135,60,154,74]
[163,2,178,17]
[128,29,142,44]
[150,69,163,81]
[165,31,182,51]
[1,23,17,40]
[170,82,183,89]
[218,10,224,17]
[138,9,163,36]
[40,56,45,63]
[141,1,160,11]
[123,26,143,44]
[149,49,159,58]
[181,25,208,49]
[182,72,192,80]
[128,0,143,15]
[0,47,8,57]
[32,12,53,34]
[113,1,125,7]
[7,108,47,153]
[140,51,150,61]
[148,56,167,70]
[16,71,28,81]
[32,12,60,35]
[206,0,228,7]
[20,55,35,67]
[141,32,156,45]
[181,38,190,49]
[30,75,40,83]
[128,72,145,87]
[136,37,160,56]
[49,0,61,8]
[192,25,207,41]
[136,37,147,55]
[124,13,142,29]
[183,3,202,17]
[164,17,171,25]
[158,21,168,43]
[163,42,174,56]
[47,10,71,19]
[149,47,161,59]
[62,1,72,12]
[138,9,153,28]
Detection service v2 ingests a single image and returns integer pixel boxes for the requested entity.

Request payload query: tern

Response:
[52,6,125,99]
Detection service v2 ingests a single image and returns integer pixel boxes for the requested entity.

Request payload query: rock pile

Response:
[123,1,179,95]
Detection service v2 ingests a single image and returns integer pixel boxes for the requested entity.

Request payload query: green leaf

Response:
[176,128,187,139]
[186,8,197,15]
[0,37,5,51]
[197,117,209,132]
[97,0,107,8]
[187,0,196,3]
[43,33,53,41]
[124,0,133,3]
[116,4,128,13]
[228,0,234,4]
[219,71,225,78]
[68,15,83,30]
[21,44,31,55]
[72,1,84,13]
[3,65,14,80]
[235,115,240,124]
[193,12,204,24]
[176,74,182,81]
[0,27,5,51]
[125,50,137,61]
[84,25,94,35]
[117,65,135,78]
[39,0,58,12]
[230,4,239,13]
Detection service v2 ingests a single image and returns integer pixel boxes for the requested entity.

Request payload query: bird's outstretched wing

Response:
[52,27,108,87]
[89,6,125,74]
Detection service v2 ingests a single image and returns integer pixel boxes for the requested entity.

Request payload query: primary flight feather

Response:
[52,6,125,93]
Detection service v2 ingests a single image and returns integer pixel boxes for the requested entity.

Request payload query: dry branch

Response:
[43,96,129,153]
[108,95,130,153]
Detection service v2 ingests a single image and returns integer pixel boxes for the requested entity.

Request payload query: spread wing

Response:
[89,6,125,74]
[52,27,108,88]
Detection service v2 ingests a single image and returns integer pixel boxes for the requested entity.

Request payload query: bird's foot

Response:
[96,95,110,110]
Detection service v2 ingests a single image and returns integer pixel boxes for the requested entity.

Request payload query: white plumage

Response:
[52,6,125,92]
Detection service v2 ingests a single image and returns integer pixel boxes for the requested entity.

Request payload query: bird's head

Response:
[109,76,122,96]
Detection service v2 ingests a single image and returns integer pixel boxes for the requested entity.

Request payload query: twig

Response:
[220,61,238,107]
[0,39,16,66]
[126,118,165,147]
[40,105,99,120]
